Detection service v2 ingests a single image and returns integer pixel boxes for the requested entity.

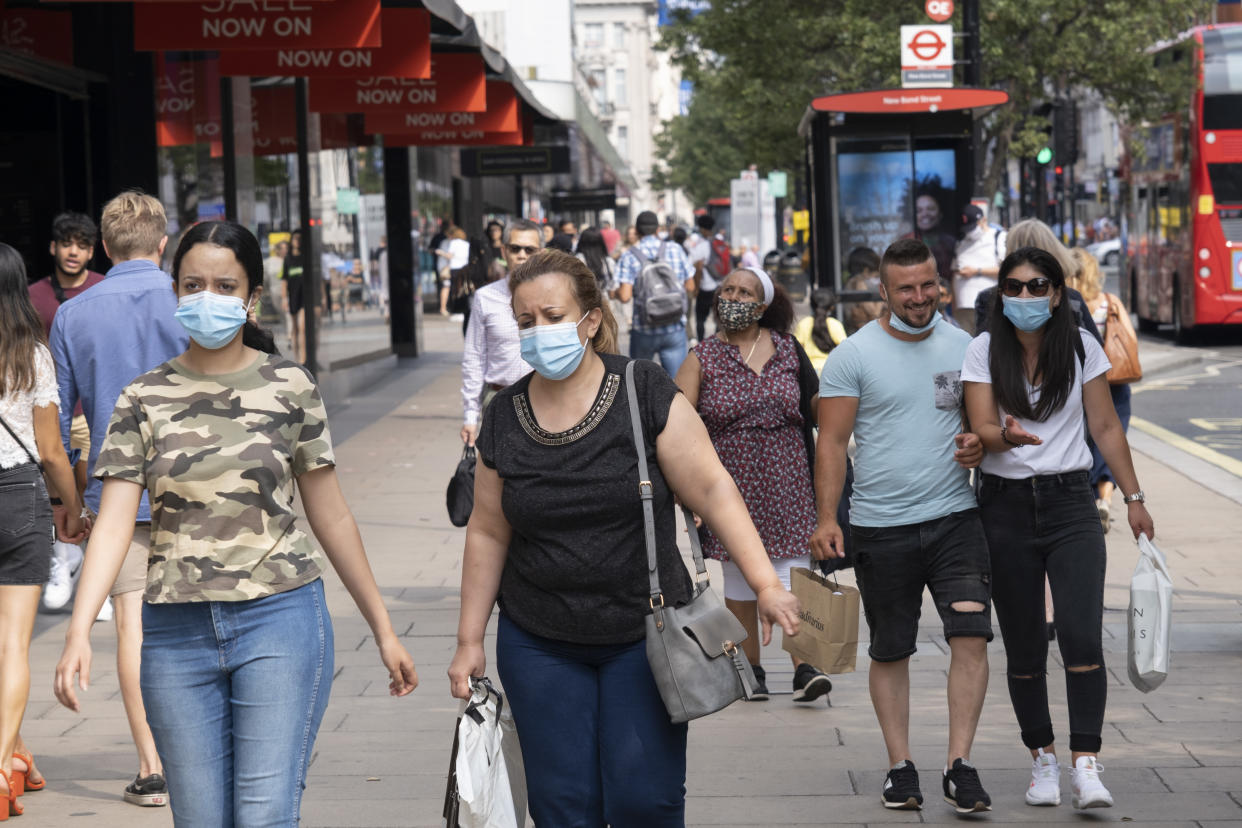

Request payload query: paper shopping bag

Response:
[781,567,860,675]
[1128,534,1172,693]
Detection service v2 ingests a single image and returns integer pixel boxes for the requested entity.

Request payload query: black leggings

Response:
[694,289,716,341]
[979,471,1107,754]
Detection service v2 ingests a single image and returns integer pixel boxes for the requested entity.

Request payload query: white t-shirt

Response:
[448,238,471,270]
[686,232,715,290]
[961,329,1110,478]
[952,225,1005,309]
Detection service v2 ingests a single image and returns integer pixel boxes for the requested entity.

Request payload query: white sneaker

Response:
[1025,748,1061,806]
[42,541,84,612]
[95,596,114,623]
[1070,756,1114,809]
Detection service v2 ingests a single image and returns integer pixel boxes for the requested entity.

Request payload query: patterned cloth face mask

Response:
[716,298,763,332]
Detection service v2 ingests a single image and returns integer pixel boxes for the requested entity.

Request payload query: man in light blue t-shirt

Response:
[811,238,994,815]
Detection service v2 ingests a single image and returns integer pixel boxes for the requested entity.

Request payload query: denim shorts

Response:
[0,463,53,586]
[851,508,993,662]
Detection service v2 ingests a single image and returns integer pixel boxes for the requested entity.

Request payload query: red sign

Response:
[308,54,486,113]
[219,8,428,77]
[925,0,954,22]
[810,88,1008,114]
[364,81,516,134]
[0,2,73,64]
[379,128,525,148]
[907,28,948,61]
[155,54,221,147]
[135,0,381,52]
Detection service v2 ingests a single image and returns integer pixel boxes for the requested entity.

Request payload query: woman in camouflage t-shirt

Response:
[53,221,418,825]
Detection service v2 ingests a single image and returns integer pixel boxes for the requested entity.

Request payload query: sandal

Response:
[12,750,41,793]
[0,768,22,819]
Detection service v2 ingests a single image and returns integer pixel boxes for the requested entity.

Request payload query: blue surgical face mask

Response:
[888,310,939,335]
[519,312,590,380]
[1002,295,1053,332]
[175,290,251,350]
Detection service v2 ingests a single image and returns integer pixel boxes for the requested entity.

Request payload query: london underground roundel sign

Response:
[926,0,954,22]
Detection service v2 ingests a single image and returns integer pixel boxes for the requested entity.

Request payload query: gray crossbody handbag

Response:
[623,361,757,724]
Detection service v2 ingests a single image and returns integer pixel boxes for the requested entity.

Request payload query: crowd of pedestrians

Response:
[0,195,1153,825]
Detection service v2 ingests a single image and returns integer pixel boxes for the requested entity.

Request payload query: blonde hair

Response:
[100,191,167,260]
[1005,219,1077,283]
[508,249,619,355]
[448,226,467,241]
[1069,247,1103,302]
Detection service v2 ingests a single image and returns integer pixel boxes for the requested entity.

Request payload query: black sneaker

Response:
[942,758,992,813]
[882,759,923,809]
[791,663,832,703]
[124,773,168,807]
[747,664,769,701]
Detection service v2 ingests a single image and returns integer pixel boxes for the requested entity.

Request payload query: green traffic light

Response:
[1036,146,1053,164]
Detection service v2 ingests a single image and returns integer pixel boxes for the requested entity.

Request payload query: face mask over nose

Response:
[175,291,252,349]
[518,312,590,380]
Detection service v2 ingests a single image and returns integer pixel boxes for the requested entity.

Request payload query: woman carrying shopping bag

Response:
[1068,248,1139,532]
[449,250,800,827]
[54,221,418,825]
[961,246,1154,812]
[0,243,87,820]
[675,266,833,702]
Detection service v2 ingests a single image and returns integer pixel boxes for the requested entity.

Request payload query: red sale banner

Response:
[0,2,73,64]
[219,7,427,78]
[135,0,381,52]
[308,53,486,113]
[364,81,516,134]
[154,54,221,147]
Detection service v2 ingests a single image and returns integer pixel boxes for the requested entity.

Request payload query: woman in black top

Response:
[449,250,800,827]
[280,230,306,362]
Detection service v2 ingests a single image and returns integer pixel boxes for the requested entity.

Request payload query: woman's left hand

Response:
[377,635,419,697]
[756,584,801,646]
[1127,502,1155,541]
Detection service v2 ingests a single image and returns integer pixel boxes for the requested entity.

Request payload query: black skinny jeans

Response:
[979,470,1107,754]
[693,289,716,341]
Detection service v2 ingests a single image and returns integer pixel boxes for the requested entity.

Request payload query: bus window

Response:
[1207,163,1242,205]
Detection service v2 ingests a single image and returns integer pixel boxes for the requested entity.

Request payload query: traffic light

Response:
[1032,102,1054,165]
[1036,146,1053,165]
[1054,99,1079,166]
[1054,165,1063,176]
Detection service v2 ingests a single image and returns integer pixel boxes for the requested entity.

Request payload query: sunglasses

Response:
[1000,276,1053,298]
[506,244,539,256]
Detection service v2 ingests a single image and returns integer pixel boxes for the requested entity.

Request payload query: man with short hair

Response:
[616,209,695,375]
[28,212,106,612]
[812,238,993,815]
[951,204,1005,333]
[50,190,187,809]
[686,213,726,342]
[558,218,577,246]
[460,218,543,446]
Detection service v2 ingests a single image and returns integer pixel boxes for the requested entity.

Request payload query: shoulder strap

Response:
[0,413,41,469]
[50,276,69,304]
[624,361,705,606]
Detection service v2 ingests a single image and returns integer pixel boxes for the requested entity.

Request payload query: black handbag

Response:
[624,361,757,724]
[446,446,476,528]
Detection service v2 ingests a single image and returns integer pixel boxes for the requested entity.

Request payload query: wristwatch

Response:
[1123,490,1146,504]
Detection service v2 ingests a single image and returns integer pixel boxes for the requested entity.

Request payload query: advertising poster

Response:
[836,142,958,281]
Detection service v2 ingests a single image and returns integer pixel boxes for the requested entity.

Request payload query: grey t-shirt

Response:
[477,353,694,645]
[819,320,977,527]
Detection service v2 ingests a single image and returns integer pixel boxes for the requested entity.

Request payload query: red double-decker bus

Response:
[1123,23,1242,339]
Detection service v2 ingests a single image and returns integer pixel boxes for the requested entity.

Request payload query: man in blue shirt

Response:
[811,239,993,816]
[616,210,695,376]
[49,190,186,808]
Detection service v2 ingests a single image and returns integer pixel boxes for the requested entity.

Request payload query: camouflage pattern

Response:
[94,354,334,603]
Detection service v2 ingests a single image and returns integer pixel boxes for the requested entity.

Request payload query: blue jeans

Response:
[496,613,687,827]
[629,323,687,376]
[140,579,334,826]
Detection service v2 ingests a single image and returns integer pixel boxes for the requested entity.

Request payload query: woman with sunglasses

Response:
[961,246,1154,812]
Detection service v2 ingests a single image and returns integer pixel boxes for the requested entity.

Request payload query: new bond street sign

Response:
[900,24,953,88]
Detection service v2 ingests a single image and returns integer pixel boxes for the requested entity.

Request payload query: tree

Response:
[654,0,1211,207]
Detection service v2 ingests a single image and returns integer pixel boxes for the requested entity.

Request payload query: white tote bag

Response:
[446,678,527,828]
[1127,533,1172,693]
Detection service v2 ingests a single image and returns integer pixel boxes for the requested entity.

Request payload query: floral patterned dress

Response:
[694,329,817,561]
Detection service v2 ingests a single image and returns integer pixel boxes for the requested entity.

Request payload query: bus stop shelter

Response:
[798,87,1009,299]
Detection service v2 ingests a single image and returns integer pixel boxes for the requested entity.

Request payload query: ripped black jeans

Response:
[979,471,1107,754]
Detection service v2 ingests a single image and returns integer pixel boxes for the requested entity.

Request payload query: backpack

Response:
[705,236,732,281]
[631,241,685,327]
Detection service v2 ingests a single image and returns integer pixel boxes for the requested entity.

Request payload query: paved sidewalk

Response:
[19,317,1242,826]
